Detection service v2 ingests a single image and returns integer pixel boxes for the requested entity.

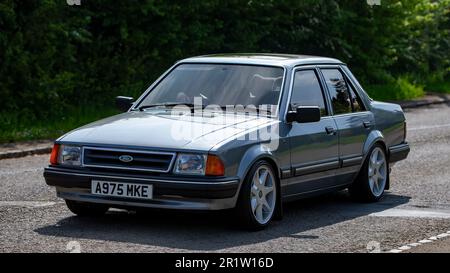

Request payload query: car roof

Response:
[178,53,344,67]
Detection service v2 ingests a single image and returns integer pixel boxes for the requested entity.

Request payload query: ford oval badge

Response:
[119,155,133,163]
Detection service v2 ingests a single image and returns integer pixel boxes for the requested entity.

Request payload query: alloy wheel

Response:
[250,165,276,224]
[368,147,387,197]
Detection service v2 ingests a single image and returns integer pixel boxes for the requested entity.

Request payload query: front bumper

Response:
[44,167,240,210]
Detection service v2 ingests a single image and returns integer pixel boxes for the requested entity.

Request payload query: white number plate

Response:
[91,180,153,200]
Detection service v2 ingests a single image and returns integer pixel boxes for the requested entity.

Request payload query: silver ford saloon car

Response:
[44,54,410,229]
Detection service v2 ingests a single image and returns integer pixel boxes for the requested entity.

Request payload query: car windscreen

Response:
[138,64,284,111]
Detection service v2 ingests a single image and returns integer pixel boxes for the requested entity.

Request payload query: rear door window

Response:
[321,69,352,115]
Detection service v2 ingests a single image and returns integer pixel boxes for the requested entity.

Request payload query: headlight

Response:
[58,145,81,166]
[173,154,207,175]
[173,154,225,176]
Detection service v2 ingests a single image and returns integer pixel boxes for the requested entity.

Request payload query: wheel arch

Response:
[235,145,283,220]
[361,130,390,189]
[236,145,281,181]
[362,130,386,158]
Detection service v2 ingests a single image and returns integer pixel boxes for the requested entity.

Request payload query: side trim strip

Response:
[294,160,340,176]
[45,169,239,186]
[281,169,292,179]
[341,156,363,167]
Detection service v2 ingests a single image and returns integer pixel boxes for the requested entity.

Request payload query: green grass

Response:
[365,77,425,101]
[425,81,450,94]
[0,105,119,143]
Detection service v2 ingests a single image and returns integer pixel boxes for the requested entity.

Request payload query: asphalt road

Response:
[0,104,449,253]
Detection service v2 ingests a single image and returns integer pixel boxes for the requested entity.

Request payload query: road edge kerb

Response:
[0,146,52,160]
[395,93,450,109]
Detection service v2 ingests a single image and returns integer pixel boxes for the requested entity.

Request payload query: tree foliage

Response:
[0,0,448,122]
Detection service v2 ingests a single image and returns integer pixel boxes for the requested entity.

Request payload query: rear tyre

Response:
[235,161,278,230]
[349,144,389,202]
[65,200,109,216]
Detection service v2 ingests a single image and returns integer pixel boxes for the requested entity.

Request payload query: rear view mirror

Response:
[115,96,135,112]
[286,106,321,123]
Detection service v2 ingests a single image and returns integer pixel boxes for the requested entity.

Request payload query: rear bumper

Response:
[44,167,240,210]
[388,142,410,163]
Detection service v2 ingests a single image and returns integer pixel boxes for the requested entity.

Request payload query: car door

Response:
[319,67,374,180]
[284,67,340,197]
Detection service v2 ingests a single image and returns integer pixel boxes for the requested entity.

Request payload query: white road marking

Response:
[0,201,58,208]
[388,230,450,253]
[409,123,450,131]
[372,207,450,252]
[369,208,450,219]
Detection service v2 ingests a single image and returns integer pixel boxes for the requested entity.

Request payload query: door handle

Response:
[363,121,372,128]
[325,126,336,135]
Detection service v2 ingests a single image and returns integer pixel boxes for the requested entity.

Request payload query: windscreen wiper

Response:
[139,103,198,111]
[217,105,273,116]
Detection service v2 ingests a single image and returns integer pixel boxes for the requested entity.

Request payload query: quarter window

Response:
[321,69,352,115]
[347,80,365,112]
[290,70,327,116]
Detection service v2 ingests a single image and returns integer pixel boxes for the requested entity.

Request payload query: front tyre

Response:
[65,200,109,216]
[349,144,389,202]
[236,161,278,230]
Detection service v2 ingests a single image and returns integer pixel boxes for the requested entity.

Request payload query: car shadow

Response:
[34,191,410,251]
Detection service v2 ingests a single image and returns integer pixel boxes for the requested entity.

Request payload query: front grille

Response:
[82,147,175,173]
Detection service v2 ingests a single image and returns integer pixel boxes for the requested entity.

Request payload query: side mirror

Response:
[286,106,321,123]
[115,96,134,112]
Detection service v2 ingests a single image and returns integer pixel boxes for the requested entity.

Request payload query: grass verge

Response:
[0,105,119,143]
[365,77,425,101]
[425,81,450,94]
